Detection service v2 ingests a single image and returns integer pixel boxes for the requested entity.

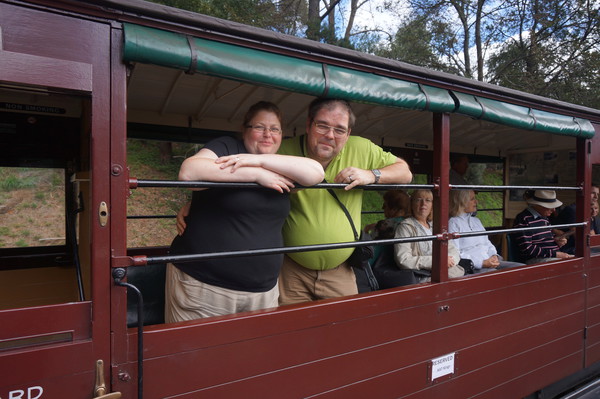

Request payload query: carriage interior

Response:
[0,34,596,320]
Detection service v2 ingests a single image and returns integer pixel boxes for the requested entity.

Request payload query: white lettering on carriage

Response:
[8,386,43,399]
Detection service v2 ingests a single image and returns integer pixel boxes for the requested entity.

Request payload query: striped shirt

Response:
[513,207,559,261]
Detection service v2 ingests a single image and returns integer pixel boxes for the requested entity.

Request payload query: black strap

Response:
[326,187,359,241]
[303,138,359,241]
[326,182,379,291]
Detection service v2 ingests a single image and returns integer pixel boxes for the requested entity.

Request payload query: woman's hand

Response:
[482,255,500,268]
[216,154,262,172]
[176,201,191,236]
[255,169,295,193]
[448,256,456,267]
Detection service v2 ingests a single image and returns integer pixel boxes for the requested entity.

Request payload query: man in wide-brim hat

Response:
[512,190,574,264]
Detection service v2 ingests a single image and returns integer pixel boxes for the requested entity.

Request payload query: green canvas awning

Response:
[122,23,594,138]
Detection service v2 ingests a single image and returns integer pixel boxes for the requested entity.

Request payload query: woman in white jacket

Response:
[448,190,522,272]
[394,190,464,282]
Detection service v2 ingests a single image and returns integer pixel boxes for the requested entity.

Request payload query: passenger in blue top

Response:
[449,190,523,271]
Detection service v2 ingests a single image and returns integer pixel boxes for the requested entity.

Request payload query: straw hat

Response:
[526,190,562,209]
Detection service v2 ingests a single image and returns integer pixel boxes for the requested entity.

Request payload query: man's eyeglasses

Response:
[246,125,282,135]
[312,122,348,137]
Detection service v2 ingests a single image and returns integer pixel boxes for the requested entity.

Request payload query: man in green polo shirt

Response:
[277,98,412,305]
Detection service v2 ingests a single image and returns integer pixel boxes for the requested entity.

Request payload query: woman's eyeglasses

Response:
[246,125,282,135]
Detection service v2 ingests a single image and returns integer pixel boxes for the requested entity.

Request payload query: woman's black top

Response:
[169,136,290,292]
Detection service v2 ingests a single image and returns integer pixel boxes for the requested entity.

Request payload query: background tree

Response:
[150,0,303,33]
[486,0,600,107]
[376,14,458,74]
[398,0,508,80]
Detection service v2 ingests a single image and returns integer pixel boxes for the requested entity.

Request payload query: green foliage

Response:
[127,139,182,178]
[361,191,384,229]
[0,168,63,192]
[150,0,301,33]
[466,163,504,227]
[0,173,37,191]
[484,0,600,108]
[377,15,455,73]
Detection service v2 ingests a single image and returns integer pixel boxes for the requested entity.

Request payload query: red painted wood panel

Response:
[115,267,585,398]
[1,341,94,391]
[137,262,583,359]
[0,302,91,340]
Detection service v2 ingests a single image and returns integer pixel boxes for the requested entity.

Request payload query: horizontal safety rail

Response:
[128,178,435,190]
[127,215,177,219]
[113,222,587,267]
[127,209,505,219]
[117,178,588,268]
[129,178,583,192]
[450,184,582,191]
[450,222,587,239]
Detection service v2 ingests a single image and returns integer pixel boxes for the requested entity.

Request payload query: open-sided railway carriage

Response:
[2,0,600,398]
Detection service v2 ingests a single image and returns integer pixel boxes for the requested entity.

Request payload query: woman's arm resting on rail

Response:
[178,149,295,192]
[216,154,324,186]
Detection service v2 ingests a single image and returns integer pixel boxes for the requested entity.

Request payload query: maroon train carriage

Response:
[2,0,600,398]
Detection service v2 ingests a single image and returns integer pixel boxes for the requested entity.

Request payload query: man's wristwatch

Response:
[371,169,381,184]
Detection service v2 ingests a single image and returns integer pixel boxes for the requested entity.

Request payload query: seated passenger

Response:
[552,185,599,253]
[512,190,574,264]
[364,189,410,274]
[449,154,470,185]
[592,200,600,235]
[449,190,523,272]
[364,189,411,240]
[394,189,464,282]
[165,101,324,322]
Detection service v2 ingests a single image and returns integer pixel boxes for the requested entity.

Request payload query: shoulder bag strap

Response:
[325,186,360,241]
[325,181,379,291]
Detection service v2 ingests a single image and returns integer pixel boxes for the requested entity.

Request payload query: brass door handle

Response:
[94,359,122,399]
[95,393,122,399]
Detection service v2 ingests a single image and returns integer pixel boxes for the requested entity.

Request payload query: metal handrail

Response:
[129,178,583,192]
[129,178,434,190]
[126,222,586,267]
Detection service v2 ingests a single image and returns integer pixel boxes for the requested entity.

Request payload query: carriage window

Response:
[0,87,90,310]
[0,167,65,248]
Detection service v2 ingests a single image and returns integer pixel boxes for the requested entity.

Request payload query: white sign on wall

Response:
[430,352,455,381]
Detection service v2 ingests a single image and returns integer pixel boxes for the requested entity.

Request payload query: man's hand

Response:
[556,251,574,259]
[334,167,375,190]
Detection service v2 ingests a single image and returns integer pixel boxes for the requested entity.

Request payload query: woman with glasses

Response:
[393,190,464,283]
[166,101,324,322]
